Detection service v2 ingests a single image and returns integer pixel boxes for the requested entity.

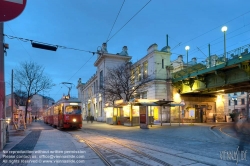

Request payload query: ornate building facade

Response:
[77,42,172,123]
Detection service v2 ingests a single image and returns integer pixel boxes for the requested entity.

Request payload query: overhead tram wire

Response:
[190,27,250,56]
[106,0,125,42]
[4,33,99,100]
[6,23,33,59]
[181,10,250,47]
[4,34,96,54]
[189,22,250,55]
[53,54,96,100]
[67,54,95,82]
[171,10,250,53]
[106,0,151,43]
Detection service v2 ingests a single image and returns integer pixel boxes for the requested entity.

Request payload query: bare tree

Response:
[14,90,27,106]
[103,62,149,106]
[14,61,54,123]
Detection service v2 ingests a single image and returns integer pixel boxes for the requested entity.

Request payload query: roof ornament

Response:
[119,46,128,56]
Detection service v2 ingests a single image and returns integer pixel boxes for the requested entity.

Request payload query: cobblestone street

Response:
[1,121,249,166]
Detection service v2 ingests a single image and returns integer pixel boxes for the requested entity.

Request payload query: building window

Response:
[100,70,103,89]
[135,93,140,99]
[142,91,147,99]
[241,98,245,105]
[228,100,231,106]
[234,100,238,105]
[136,65,141,82]
[94,82,96,94]
[162,59,164,69]
[96,80,98,92]
[143,61,148,79]
[234,92,237,95]
[131,69,135,84]
[241,92,244,95]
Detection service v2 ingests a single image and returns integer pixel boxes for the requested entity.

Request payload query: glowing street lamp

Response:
[221,26,227,61]
[185,46,190,67]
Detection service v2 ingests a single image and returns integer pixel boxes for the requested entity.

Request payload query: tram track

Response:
[82,127,245,147]
[79,128,250,165]
[74,134,171,166]
[85,131,218,166]
[69,130,221,166]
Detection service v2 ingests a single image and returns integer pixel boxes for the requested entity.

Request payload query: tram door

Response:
[58,104,63,128]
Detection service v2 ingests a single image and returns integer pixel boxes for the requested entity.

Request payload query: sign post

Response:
[179,100,185,126]
[0,22,5,150]
[0,0,27,150]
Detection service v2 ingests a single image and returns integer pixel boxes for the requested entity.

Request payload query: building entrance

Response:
[195,105,206,123]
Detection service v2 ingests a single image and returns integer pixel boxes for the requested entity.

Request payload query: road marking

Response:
[4,0,23,4]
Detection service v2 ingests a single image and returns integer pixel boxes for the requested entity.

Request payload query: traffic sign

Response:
[0,0,27,22]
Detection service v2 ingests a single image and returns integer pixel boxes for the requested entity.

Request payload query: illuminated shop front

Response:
[105,99,171,127]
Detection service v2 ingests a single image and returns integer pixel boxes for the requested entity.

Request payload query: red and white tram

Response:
[44,97,82,129]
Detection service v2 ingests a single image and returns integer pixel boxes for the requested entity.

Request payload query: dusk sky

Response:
[4,0,250,102]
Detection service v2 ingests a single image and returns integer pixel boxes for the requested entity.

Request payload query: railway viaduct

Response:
[168,44,250,122]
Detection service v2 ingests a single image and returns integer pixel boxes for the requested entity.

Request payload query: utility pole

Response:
[0,22,5,150]
[0,23,5,119]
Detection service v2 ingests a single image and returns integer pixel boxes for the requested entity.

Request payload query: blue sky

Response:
[4,0,250,101]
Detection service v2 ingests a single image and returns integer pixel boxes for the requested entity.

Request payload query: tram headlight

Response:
[73,118,77,122]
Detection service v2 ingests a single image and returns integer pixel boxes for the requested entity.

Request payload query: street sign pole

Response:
[0,22,5,150]
[0,23,4,120]
[0,0,27,150]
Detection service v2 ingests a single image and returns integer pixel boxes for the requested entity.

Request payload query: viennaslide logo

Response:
[220,146,247,165]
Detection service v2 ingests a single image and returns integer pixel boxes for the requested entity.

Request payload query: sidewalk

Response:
[0,121,99,166]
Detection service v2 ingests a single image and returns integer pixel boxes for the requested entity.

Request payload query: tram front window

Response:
[65,106,81,114]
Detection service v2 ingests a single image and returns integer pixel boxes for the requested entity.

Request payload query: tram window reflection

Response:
[65,106,81,114]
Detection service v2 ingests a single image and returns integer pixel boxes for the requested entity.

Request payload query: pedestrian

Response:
[35,116,37,122]
[90,116,94,123]
[233,112,246,151]
[32,116,34,122]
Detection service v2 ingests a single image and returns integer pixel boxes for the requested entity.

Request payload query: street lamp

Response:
[185,46,190,67]
[221,26,227,61]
